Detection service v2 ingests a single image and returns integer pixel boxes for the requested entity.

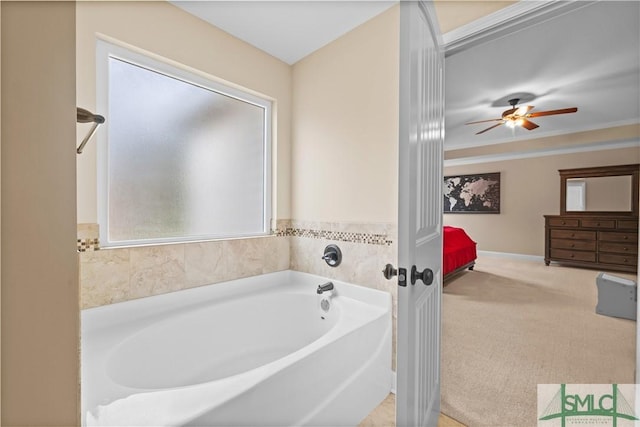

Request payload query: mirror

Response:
[566,176,632,212]
[560,164,639,216]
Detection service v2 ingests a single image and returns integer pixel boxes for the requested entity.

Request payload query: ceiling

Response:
[170,1,640,150]
[445,1,640,150]
[170,1,396,65]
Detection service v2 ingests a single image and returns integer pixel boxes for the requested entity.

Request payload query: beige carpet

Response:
[441,255,636,427]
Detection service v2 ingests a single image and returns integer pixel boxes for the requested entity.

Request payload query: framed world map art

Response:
[444,172,501,213]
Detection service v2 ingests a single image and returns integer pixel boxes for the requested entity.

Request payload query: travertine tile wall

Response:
[79,220,397,310]
[288,220,397,303]
[79,225,289,309]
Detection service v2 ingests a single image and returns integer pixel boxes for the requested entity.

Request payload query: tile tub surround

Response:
[80,236,290,309]
[79,220,397,312]
[288,220,397,296]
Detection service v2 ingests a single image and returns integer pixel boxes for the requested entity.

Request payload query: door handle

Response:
[382,264,407,287]
[411,265,433,286]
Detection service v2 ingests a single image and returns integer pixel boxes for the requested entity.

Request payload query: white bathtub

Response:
[81,270,392,426]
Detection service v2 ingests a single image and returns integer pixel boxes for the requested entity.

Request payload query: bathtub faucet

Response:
[317,282,334,294]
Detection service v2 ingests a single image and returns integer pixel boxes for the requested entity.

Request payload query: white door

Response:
[396,1,444,426]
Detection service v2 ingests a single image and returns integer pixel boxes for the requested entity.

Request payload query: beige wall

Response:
[444,146,640,256]
[291,5,399,225]
[76,1,292,222]
[1,2,78,425]
[0,3,3,419]
[434,0,516,33]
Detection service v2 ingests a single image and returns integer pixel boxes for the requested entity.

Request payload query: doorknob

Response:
[382,264,397,280]
[382,264,407,287]
[411,265,433,286]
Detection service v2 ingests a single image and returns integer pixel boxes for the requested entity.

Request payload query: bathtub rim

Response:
[81,269,391,334]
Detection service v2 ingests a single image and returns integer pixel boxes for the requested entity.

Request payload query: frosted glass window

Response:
[98,43,271,246]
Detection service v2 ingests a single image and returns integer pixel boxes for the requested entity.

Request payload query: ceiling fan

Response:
[466,98,578,135]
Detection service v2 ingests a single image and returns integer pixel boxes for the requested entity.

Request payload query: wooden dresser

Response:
[544,215,638,273]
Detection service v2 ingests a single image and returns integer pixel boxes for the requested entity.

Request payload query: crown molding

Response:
[443,0,596,56]
[445,119,640,152]
[444,138,640,167]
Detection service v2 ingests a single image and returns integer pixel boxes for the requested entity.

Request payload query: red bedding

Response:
[443,226,477,276]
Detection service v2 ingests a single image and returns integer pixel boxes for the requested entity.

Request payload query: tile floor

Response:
[359,394,466,427]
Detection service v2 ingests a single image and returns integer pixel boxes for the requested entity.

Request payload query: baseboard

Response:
[477,250,544,263]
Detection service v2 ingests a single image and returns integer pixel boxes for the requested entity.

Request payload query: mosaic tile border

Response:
[77,221,393,251]
[78,223,100,252]
[275,227,393,246]
[78,238,100,252]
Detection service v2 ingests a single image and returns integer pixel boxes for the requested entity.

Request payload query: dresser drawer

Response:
[551,239,596,251]
[599,253,638,266]
[599,232,638,243]
[580,219,615,229]
[550,229,596,240]
[618,220,639,230]
[550,249,596,263]
[548,218,579,227]
[599,242,639,254]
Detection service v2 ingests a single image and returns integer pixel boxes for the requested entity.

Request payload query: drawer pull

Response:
[571,233,575,238]
[561,221,566,225]
[570,254,575,258]
[571,244,575,248]
[624,236,629,240]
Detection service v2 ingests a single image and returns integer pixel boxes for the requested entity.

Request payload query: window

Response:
[97,41,272,246]
[566,179,586,211]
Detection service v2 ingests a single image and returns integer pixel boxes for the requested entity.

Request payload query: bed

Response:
[443,226,477,282]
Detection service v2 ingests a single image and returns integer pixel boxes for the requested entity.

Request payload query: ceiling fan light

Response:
[514,106,527,116]
[515,118,525,127]
[505,120,516,128]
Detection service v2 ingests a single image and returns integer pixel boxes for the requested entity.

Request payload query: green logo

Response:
[539,384,638,427]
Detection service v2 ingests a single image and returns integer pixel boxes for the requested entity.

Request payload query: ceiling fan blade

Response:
[520,118,539,130]
[476,122,504,135]
[527,107,578,118]
[465,118,503,125]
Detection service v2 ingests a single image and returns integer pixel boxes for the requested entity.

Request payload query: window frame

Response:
[96,39,273,247]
